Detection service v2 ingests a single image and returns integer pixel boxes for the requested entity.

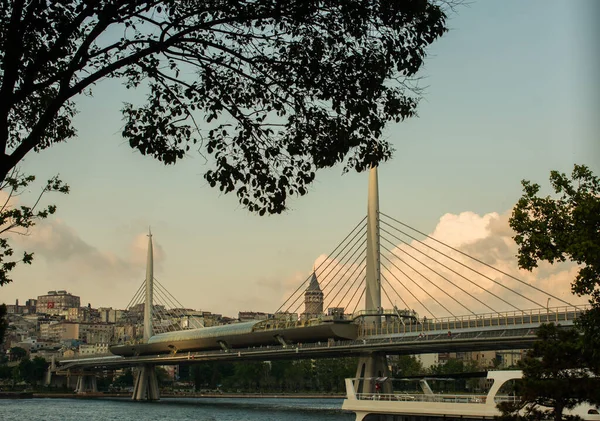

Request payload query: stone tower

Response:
[304,271,324,316]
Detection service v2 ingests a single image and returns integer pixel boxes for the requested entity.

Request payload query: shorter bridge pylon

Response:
[132,364,160,401]
[75,373,98,394]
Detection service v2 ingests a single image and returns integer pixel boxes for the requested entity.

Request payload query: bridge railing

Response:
[358,305,589,337]
[355,392,489,404]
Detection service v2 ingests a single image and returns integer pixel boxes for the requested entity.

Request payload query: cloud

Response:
[3,218,165,309]
[12,220,164,278]
[1,202,586,320]
[276,208,587,320]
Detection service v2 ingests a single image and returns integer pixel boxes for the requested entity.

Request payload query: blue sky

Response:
[3,0,598,317]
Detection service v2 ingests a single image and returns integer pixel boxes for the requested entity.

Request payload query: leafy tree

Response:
[0,169,69,286]
[0,0,451,216]
[113,368,134,387]
[0,363,12,380]
[0,304,7,344]
[8,346,27,361]
[189,361,234,390]
[313,357,357,392]
[15,356,48,385]
[390,355,424,377]
[509,165,600,371]
[497,324,600,421]
[509,165,599,304]
[155,366,171,386]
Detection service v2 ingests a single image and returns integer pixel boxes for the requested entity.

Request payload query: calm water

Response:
[0,397,355,421]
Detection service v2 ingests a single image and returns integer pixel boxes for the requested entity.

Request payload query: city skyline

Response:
[2,0,598,316]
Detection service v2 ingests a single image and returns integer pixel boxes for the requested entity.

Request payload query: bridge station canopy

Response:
[147,321,262,344]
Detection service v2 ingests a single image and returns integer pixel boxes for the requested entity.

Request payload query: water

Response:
[0,397,355,421]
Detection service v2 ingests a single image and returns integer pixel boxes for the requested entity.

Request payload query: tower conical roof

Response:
[307,271,321,292]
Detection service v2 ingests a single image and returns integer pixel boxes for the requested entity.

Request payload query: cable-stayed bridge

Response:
[49,167,588,400]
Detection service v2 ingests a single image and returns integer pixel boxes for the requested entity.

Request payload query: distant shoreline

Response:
[28,392,345,400]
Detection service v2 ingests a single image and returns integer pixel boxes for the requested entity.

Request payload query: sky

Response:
[2,0,599,318]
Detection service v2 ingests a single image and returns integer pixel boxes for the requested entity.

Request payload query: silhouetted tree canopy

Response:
[497,324,600,421]
[0,0,451,215]
[0,304,7,343]
[509,165,600,371]
[0,170,69,286]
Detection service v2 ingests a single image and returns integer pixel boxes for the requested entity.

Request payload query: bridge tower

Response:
[355,165,390,394]
[132,228,160,401]
[365,165,381,317]
[143,228,154,342]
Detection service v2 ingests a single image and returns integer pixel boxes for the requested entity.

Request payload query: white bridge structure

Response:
[48,166,588,401]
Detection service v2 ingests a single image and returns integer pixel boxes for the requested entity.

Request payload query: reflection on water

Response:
[0,397,355,421]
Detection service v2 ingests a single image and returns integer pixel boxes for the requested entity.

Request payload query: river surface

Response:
[0,397,355,421]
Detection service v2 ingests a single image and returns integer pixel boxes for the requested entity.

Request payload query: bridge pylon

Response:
[132,229,160,401]
[132,364,160,401]
[365,166,382,322]
[144,227,154,342]
[75,372,98,394]
[356,166,391,394]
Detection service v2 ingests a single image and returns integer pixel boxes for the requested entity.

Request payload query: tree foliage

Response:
[0,169,69,286]
[185,357,357,393]
[0,0,451,215]
[8,346,28,361]
[509,164,600,371]
[509,164,599,303]
[0,304,6,344]
[497,324,600,421]
[15,356,49,385]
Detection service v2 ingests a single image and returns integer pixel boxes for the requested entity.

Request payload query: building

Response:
[98,307,126,323]
[37,290,80,315]
[79,343,110,356]
[303,271,324,317]
[414,353,439,369]
[5,298,37,315]
[238,311,271,322]
[43,321,114,344]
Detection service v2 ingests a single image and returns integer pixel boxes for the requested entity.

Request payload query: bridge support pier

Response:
[75,373,98,394]
[355,353,391,394]
[132,364,160,401]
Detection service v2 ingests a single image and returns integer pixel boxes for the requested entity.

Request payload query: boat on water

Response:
[342,370,600,421]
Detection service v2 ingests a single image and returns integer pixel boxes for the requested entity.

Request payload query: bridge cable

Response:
[380,213,574,307]
[317,224,367,294]
[278,221,367,315]
[154,280,191,321]
[382,227,513,313]
[331,257,367,310]
[321,240,367,306]
[381,237,487,316]
[150,290,173,330]
[275,216,367,314]
[151,283,190,331]
[154,280,186,310]
[152,288,182,332]
[380,283,401,320]
[380,221,542,310]
[153,281,197,331]
[381,261,437,319]
[290,238,364,315]
[154,277,190,312]
[344,271,367,313]
[351,284,366,314]
[126,280,146,310]
[381,241,468,316]
[130,281,147,309]
[381,245,471,318]
[380,272,411,311]
[381,253,450,317]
